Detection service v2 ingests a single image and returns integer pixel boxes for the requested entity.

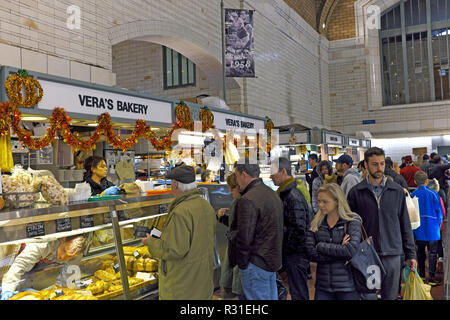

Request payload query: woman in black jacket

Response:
[305,183,362,300]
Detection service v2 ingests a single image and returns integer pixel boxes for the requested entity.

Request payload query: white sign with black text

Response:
[37,80,173,124]
[212,111,264,131]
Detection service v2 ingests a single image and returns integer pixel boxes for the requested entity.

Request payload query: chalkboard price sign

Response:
[56,218,72,232]
[26,222,45,238]
[159,203,169,214]
[80,215,94,228]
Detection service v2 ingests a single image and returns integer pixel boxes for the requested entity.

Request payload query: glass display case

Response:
[0,193,173,300]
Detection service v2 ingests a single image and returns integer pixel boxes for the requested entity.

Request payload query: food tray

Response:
[0,190,41,209]
[145,189,172,196]
[95,278,157,300]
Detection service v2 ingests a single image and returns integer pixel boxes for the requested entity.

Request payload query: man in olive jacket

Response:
[143,166,216,300]
[230,162,283,300]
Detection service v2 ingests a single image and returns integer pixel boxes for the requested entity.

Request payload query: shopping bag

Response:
[345,223,386,293]
[401,267,433,300]
[405,192,421,230]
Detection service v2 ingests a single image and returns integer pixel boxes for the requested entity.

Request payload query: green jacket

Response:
[148,188,216,300]
[296,179,311,206]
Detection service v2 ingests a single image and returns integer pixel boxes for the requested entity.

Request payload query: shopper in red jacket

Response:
[400,155,420,188]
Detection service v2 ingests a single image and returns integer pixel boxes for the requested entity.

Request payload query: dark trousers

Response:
[361,255,402,300]
[315,289,360,300]
[283,253,309,300]
[416,240,439,278]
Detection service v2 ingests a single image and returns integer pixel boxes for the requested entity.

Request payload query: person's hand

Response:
[217,208,229,218]
[342,234,350,245]
[406,259,418,271]
[1,291,18,300]
[104,186,120,195]
[141,233,151,246]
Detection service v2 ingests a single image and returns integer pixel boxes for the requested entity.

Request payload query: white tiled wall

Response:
[0,0,331,129]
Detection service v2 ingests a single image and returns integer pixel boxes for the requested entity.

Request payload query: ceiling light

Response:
[21,116,47,121]
[87,123,98,127]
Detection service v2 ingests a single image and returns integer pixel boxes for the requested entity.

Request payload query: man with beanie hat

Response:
[142,165,216,299]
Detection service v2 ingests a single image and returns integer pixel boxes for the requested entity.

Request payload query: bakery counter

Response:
[0,192,173,300]
[0,192,174,244]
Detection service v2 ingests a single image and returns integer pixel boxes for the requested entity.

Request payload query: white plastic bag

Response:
[406,192,421,230]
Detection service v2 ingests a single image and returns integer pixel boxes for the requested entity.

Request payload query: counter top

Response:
[0,192,174,223]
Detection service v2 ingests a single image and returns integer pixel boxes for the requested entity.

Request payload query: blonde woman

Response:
[305,183,362,300]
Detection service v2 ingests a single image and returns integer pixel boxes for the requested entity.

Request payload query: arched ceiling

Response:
[284,0,341,37]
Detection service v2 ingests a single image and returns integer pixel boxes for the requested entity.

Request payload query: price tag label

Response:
[56,218,72,232]
[159,203,168,214]
[135,272,156,282]
[80,215,94,228]
[26,222,45,238]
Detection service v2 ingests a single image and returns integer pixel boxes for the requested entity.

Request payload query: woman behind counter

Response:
[83,156,119,196]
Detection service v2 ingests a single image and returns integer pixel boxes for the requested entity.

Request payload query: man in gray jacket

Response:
[334,154,361,196]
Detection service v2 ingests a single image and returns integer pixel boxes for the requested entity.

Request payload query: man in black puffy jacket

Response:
[270,157,310,300]
[347,147,417,300]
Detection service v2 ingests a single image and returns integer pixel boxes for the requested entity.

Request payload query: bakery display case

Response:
[0,192,173,300]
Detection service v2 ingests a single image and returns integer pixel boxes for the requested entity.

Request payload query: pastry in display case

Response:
[0,192,173,300]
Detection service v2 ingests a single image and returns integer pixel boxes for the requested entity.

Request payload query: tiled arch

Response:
[107,19,241,103]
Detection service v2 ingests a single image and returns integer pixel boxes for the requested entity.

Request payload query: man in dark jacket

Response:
[231,162,284,300]
[385,157,409,190]
[305,153,319,200]
[270,157,310,300]
[347,147,417,300]
[428,155,450,195]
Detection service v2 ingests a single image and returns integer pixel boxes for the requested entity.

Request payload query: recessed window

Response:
[380,0,450,105]
[163,46,196,89]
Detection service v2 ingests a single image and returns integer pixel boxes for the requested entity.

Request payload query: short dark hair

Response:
[309,154,318,162]
[364,147,385,163]
[423,154,429,160]
[274,157,292,176]
[430,152,437,159]
[414,171,428,185]
[234,162,260,178]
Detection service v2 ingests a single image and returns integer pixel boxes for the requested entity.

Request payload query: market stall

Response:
[0,66,276,300]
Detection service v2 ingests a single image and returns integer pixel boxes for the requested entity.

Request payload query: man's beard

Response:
[369,170,383,179]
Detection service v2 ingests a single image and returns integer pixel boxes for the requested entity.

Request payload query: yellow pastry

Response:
[94,270,116,282]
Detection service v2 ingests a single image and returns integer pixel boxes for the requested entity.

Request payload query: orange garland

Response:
[2,71,271,153]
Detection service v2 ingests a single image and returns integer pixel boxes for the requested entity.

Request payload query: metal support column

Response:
[426,0,436,101]
[110,205,131,300]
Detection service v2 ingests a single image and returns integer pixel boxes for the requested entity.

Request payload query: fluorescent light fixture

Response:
[247,136,256,140]
[87,123,98,127]
[21,116,47,121]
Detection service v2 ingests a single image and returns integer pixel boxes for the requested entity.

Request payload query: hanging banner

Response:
[225,9,255,77]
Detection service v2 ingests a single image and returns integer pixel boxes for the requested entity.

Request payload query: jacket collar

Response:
[240,178,263,195]
[354,175,397,191]
[169,188,201,212]
[277,177,296,195]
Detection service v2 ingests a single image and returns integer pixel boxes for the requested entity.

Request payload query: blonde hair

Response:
[226,172,238,189]
[309,183,361,232]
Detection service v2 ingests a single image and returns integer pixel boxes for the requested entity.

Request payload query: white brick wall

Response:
[0,0,330,128]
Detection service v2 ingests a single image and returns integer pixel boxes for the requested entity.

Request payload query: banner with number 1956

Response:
[224,9,255,78]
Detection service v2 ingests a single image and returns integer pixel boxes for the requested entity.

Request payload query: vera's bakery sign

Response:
[37,79,173,124]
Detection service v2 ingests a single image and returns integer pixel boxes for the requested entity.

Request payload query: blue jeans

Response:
[240,262,277,300]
